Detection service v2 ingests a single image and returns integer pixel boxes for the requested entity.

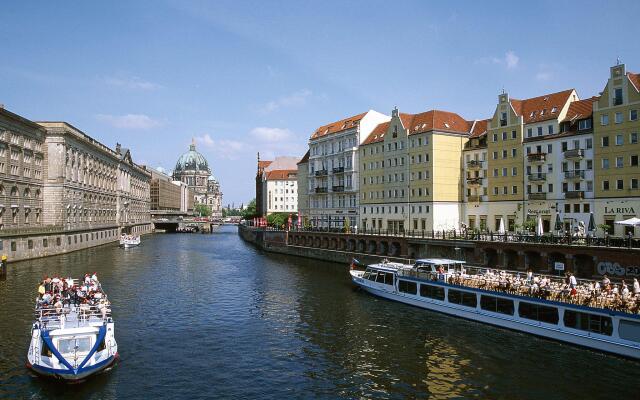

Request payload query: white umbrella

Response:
[536,214,544,236]
[615,217,640,227]
[497,217,505,234]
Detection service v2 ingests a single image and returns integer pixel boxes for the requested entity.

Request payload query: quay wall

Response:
[238,225,640,280]
[0,222,153,262]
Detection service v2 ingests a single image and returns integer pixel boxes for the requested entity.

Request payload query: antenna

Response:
[616,56,621,66]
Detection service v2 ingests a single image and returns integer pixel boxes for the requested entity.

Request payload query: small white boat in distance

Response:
[119,234,140,248]
[27,276,118,381]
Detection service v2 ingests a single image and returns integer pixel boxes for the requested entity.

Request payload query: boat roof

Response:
[415,258,465,265]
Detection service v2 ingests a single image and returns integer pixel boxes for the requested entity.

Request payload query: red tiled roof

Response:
[562,97,597,123]
[362,110,472,145]
[509,89,574,124]
[469,119,490,138]
[628,72,640,92]
[258,160,273,170]
[297,150,310,165]
[310,112,367,140]
[265,169,297,180]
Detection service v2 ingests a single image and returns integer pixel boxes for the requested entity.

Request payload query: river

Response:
[0,225,636,399]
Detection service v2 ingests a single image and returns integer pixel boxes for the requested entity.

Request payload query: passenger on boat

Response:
[634,279,640,295]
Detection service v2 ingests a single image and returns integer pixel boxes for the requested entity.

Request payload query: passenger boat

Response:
[27,276,118,381]
[350,258,640,359]
[119,234,140,248]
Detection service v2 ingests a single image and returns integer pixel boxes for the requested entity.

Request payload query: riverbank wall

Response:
[0,222,153,262]
[238,225,640,280]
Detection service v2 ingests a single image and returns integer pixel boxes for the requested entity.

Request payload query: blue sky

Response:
[1,0,639,205]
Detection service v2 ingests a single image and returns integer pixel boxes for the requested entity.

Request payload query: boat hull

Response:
[351,272,640,359]
[27,353,118,381]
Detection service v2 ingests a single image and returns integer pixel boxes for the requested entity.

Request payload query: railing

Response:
[564,170,585,179]
[564,190,584,199]
[35,304,112,330]
[527,153,546,162]
[466,177,483,186]
[528,192,547,200]
[467,195,482,202]
[528,173,546,181]
[563,149,584,159]
[315,187,328,193]
[332,185,345,192]
[332,167,345,174]
[467,160,484,169]
[315,170,328,177]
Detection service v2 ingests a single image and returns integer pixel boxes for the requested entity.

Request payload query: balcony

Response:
[467,195,482,202]
[527,153,546,163]
[466,177,483,187]
[315,169,328,177]
[563,149,584,159]
[332,166,345,174]
[332,185,345,192]
[467,160,484,170]
[564,170,585,180]
[528,192,547,200]
[315,187,328,193]
[564,190,584,199]
[528,173,547,181]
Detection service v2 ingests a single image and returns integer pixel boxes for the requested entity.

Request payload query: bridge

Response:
[151,210,222,233]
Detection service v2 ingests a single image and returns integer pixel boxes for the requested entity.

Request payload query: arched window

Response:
[35,189,41,199]
[10,186,18,197]
[23,188,31,198]
[0,185,5,195]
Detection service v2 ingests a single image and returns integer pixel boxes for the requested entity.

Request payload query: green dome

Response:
[174,143,210,173]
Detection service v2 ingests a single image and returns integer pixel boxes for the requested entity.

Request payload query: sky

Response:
[1,0,639,206]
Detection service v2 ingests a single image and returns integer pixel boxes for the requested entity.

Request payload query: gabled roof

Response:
[362,110,472,145]
[310,112,367,140]
[258,160,273,170]
[562,97,597,123]
[509,89,574,124]
[469,119,490,139]
[628,72,640,92]
[265,169,297,181]
[297,150,310,165]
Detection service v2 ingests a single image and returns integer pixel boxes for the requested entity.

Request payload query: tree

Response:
[241,199,257,219]
[343,216,350,233]
[266,212,288,228]
[194,204,211,217]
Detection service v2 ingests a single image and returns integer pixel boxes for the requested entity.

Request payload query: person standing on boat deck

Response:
[526,269,533,284]
[602,274,611,287]
[633,278,640,295]
[569,273,577,289]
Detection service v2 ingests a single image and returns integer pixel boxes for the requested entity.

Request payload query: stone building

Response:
[256,156,300,216]
[114,143,152,234]
[172,140,222,218]
[296,150,310,224]
[255,155,272,216]
[150,168,181,211]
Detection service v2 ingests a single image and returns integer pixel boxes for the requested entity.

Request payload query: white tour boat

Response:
[350,258,640,359]
[119,234,141,248]
[27,277,118,381]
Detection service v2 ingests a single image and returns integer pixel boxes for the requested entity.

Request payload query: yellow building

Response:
[359,108,471,233]
[593,63,640,236]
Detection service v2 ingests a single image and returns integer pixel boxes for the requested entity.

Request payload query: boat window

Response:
[40,338,52,357]
[385,272,394,285]
[362,271,370,280]
[448,289,477,308]
[420,283,445,300]
[563,310,612,336]
[619,319,640,342]
[76,337,92,353]
[398,279,417,295]
[367,271,378,281]
[518,302,559,324]
[375,272,386,283]
[58,338,75,354]
[480,295,514,315]
[58,337,92,354]
[97,336,106,352]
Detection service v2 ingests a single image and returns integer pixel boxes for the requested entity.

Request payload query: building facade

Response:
[306,110,390,229]
[264,169,298,215]
[255,155,272,217]
[150,168,182,211]
[296,151,310,224]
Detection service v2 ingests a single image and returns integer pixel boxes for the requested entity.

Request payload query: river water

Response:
[0,225,636,399]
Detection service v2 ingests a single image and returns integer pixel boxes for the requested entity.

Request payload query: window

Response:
[492,151,498,160]
[548,125,553,134]
[512,167,517,176]
[537,127,542,136]
[616,134,623,145]
[601,114,609,125]
[631,133,638,144]
[614,88,623,105]
[512,148,517,157]
[602,159,609,169]
[493,133,498,142]
[420,284,445,300]
[480,295,514,315]
[502,186,508,195]
[564,310,612,336]
[603,180,610,191]
[602,136,609,147]
[619,320,640,342]
[547,144,552,154]
[502,168,507,177]
[502,150,508,159]
[616,156,624,168]
[493,169,498,177]
[578,119,592,130]
[398,279,417,295]
[632,179,639,189]
[502,131,507,140]
[586,160,593,170]
[631,155,638,167]
[561,141,568,152]
[518,302,559,324]
[512,185,518,194]
[493,187,499,195]
[548,183,553,193]
[448,289,477,308]
[527,128,533,138]
[583,203,590,212]
[617,179,624,190]
[511,130,516,139]
[615,112,623,124]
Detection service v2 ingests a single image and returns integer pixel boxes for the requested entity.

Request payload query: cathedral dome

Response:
[174,142,210,174]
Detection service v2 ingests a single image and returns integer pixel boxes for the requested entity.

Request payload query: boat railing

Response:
[35,304,112,330]
[395,265,640,315]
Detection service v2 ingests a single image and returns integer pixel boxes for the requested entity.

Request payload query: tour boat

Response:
[27,278,118,381]
[350,258,640,359]
[119,235,141,248]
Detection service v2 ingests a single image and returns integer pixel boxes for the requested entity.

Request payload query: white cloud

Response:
[259,89,312,114]
[105,76,162,90]
[536,71,552,81]
[249,127,293,142]
[96,114,162,130]
[194,134,246,160]
[504,51,519,69]
[475,51,519,70]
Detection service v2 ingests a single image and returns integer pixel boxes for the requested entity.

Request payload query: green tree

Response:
[194,204,211,217]
[267,212,288,228]
[343,216,350,233]
[241,199,257,219]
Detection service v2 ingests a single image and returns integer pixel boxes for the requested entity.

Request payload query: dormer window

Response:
[614,88,623,106]
[500,112,507,126]
[444,123,450,129]
[551,107,557,113]
[540,109,546,116]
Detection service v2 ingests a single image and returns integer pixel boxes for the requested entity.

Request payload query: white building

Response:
[307,110,390,229]
[264,169,298,214]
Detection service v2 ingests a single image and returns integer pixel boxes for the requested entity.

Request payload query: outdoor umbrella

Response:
[588,212,596,232]
[554,213,563,231]
[614,217,640,226]
[536,214,544,236]
[497,217,505,234]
